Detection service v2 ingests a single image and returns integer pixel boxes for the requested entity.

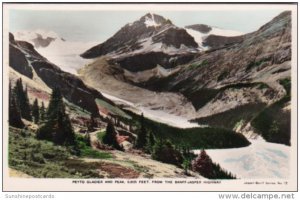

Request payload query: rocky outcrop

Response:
[9,33,33,79]
[9,33,116,116]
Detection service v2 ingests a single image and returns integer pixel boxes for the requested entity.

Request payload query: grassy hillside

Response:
[9,127,111,178]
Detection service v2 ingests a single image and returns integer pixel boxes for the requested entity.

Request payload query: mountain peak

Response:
[140,13,172,27]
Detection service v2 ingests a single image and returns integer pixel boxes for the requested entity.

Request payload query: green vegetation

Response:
[97,130,106,142]
[102,121,122,150]
[40,102,46,122]
[32,98,40,124]
[64,100,91,117]
[13,78,32,121]
[75,134,112,159]
[36,87,75,145]
[9,127,104,178]
[135,113,147,149]
[251,78,291,145]
[96,98,131,119]
[9,82,24,128]
[127,111,250,149]
[151,139,183,166]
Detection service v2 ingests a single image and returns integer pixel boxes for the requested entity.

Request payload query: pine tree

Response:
[151,139,183,166]
[136,113,147,149]
[103,121,121,150]
[192,149,213,177]
[13,78,32,121]
[9,82,24,128]
[87,113,97,132]
[145,130,156,153]
[36,87,75,145]
[40,102,46,121]
[32,98,40,124]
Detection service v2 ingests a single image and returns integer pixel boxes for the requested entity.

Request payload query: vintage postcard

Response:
[2,3,298,191]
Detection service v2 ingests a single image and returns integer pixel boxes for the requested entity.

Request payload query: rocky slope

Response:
[79,11,291,145]
[9,32,114,117]
[142,11,292,144]
[13,30,97,74]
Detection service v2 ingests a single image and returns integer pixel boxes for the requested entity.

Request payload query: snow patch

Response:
[185,26,244,48]
[144,13,161,27]
[14,30,98,75]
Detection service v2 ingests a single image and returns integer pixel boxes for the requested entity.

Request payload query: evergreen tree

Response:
[40,102,46,121]
[103,121,121,150]
[182,158,191,175]
[136,113,147,149]
[151,139,183,166]
[87,113,97,132]
[36,87,75,145]
[192,149,213,177]
[145,130,156,153]
[9,82,24,128]
[32,98,40,124]
[13,78,32,121]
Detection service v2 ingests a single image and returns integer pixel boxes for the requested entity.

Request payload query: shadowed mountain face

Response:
[9,32,114,116]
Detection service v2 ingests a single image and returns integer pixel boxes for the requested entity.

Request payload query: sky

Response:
[9,9,285,42]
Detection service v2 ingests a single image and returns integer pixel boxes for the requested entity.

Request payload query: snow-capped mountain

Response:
[80,13,248,73]
[185,24,244,50]
[80,13,201,72]
[81,13,198,59]
[14,30,97,74]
